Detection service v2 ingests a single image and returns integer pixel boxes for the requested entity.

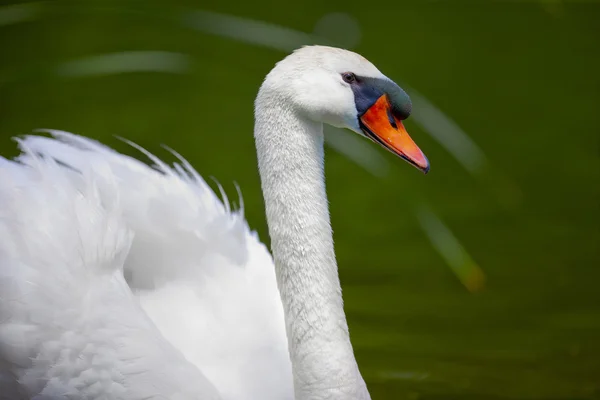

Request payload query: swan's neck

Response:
[254,96,369,399]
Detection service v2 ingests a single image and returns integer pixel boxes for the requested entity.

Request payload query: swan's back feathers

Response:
[0,144,221,399]
[0,132,292,399]
[19,131,250,285]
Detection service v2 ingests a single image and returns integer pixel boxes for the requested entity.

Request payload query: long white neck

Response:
[254,93,370,400]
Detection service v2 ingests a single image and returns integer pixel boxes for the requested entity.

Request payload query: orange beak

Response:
[359,95,430,173]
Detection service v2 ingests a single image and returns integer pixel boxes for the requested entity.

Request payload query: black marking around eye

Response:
[350,76,412,120]
[351,78,384,116]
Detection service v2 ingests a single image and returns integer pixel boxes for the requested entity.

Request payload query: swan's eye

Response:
[342,72,356,84]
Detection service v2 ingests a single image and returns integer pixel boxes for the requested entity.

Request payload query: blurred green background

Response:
[1,0,599,398]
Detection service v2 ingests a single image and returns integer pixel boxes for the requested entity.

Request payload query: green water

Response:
[1,1,599,398]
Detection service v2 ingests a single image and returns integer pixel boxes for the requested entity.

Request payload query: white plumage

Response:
[0,131,292,399]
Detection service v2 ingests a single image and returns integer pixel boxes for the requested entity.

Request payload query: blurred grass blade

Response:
[407,86,487,174]
[407,85,522,208]
[312,13,361,50]
[184,10,334,52]
[416,206,485,292]
[56,52,190,78]
[325,127,390,177]
[0,2,42,26]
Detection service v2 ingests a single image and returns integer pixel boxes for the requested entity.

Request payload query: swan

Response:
[0,45,429,400]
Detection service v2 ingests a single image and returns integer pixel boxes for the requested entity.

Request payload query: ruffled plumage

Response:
[0,131,292,400]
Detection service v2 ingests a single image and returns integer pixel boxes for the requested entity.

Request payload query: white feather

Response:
[0,132,292,399]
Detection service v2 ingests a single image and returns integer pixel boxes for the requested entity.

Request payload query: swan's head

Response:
[259,45,429,173]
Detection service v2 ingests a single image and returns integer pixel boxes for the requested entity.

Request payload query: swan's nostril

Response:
[386,107,398,130]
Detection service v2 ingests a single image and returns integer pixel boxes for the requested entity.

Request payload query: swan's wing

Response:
[13,131,293,400]
[0,149,221,399]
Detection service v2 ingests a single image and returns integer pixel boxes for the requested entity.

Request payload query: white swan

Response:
[0,45,429,400]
